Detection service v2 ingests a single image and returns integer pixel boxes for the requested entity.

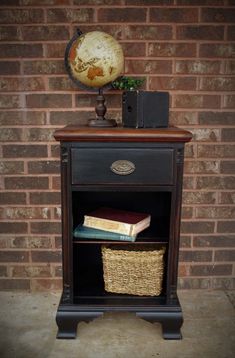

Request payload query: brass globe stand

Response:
[89,88,117,127]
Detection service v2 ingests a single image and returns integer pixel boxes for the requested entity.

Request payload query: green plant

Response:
[112,76,145,91]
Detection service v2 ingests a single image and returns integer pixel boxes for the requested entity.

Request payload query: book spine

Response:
[83,216,133,236]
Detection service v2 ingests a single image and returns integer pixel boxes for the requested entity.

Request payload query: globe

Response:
[65,29,124,127]
[66,30,124,89]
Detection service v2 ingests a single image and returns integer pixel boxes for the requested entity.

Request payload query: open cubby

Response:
[54,125,192,340]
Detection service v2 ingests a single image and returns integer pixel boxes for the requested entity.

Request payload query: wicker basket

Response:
[101,244,165,297]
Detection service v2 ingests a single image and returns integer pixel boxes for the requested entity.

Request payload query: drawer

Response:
[71,148,174,185]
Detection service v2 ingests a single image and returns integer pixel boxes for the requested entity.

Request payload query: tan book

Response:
[83,207,151,236]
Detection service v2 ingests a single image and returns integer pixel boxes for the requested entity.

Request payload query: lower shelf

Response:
[56,293,183,340]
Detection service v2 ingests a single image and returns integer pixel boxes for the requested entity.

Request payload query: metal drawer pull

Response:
[110,160,135,175]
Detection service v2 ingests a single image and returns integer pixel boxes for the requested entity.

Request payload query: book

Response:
[83,207,151,236]
[73,224,137,242]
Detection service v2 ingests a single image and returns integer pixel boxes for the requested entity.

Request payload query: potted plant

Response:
[112,76,145,91]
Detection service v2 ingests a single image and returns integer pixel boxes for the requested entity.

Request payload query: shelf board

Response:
[73,236,168,245]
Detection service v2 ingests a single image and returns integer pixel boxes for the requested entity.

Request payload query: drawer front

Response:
[71,148,174,185]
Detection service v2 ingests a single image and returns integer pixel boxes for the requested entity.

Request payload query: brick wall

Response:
[0,0,234,291]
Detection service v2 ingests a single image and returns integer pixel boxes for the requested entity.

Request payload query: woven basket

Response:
[101,244,165,296]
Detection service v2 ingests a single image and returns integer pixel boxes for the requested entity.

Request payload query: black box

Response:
[122,90,169,128]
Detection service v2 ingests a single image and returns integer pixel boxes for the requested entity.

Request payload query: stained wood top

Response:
[54,125,192,143]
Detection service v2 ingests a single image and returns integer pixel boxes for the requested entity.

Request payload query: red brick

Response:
[177,0,223,4]
[175,60,221,74]
[149,77,196,91]
[0,9,44,23]
[28,237,53,249]
[125,60,172,74]
[221,161,235,174]
[0,251,29,262]
[190,128,220,142]
[183,176,195,189]
[3,145,48,158]
[5,177,49,190]
[0,111,47,126]
[184,161,219,175]
[0,128,23,142]
[0,279,30,290]
[54,265,62,277]
[123,25,173,40]
[10,237,28,249]
[178,278,211,289]
[179,250,212,262]
[196,176,235,190]
[126,0,173,4]
[31,278,62,291]
[30,222,61,235]
[74,0,122,3]
[121,42,146,57]
[0,95,20,109]
[180,236,191,248]
[199,112,235,125]
[0,26,21,41]
[47,8,94,23]
[50,111,94,125]
[181,221,215,234]
[25,128,57,142]
[22,26,69,41]
[193,235,235,248]
[0,77,45,92]
[184,144,195,158]
[148,42,196,57]
[174,95,220,109]
[0,44,43,58]
[0,207,51,220]
[30,192,61,205]
[212,278,235,290]
[50,144,60,157]
[199,43,235,58]
[228,26,235,40]
[0,222,28,234]
[23,60,64,75]
[26,94,72,108]
[31,250,61,263]
[177,25,224,40]
[48,77,77,91]
[28,160,60,174]
[225,60,235,74]
[221,128,235,142]
[198,145,235,158]
[169,111,198,126]
[219,192,235,204]
[183,191,216,205]
[224,95,235,108]
[45,43,66,58]
[214,250,235,261]
[0,266,7,277]
[76,93,121,108]
[11,265,51,278]
[0,61,20,75]
[98,8,147,22]
[201,8,235,23]
[196,207,235,219]
[20,0,70,4]
[55,236,62,249]
[81,25,122,40]
[190,264,232,276]
[52,176,61,190]
[199,77,235,91]
[0,192,26,205]
[150,8,198,23]
[0,161,24,174]
[217,221,235,233]
[182,207,193,219]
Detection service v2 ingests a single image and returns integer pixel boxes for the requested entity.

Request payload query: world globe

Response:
[65,30,124,89]
[65,29,124,127]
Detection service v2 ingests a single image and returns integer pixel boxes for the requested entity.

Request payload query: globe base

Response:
[88,118,117,127]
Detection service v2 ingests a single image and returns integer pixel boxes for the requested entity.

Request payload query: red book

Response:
[83,207,151,236]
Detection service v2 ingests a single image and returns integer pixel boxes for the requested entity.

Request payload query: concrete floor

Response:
[0,290,234,358]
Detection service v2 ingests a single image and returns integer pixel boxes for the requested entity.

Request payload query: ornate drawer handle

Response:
[110,160,135,175]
